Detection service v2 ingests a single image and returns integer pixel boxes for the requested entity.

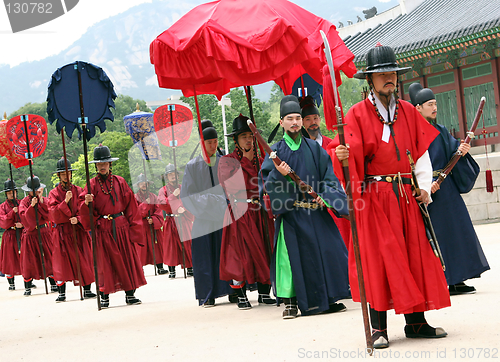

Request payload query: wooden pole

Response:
[76,64,101,311]
[142,159,157,276]
[244,86,273,261]
[21,114,48,295]
[168,105,187,279]
[61,133,84,300]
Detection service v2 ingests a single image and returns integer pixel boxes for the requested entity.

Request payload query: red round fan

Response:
[153,104,193,147]
[6,114,48,161]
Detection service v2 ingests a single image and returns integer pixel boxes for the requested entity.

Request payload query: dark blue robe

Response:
[427,123,489,285]
[180,154,232,305]
[259,136,350,315]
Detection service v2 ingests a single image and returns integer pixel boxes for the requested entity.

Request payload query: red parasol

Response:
[150,0,356,162]
[150,0,356,100]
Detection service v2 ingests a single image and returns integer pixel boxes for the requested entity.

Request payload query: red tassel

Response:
[486,169,494,192]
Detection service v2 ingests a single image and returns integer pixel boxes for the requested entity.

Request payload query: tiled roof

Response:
[344,0,500,62]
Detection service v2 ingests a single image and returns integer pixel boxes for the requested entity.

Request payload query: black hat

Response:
[1,179,17,193]
[299,95,320,118]
[280,95,302,119]
[134,173,153,186]
[22,176,46,192]
[408,83,435,106]
[354,43,411,79]
[225,114,261,137]
[89,144,119,163]
[54,158,76,174]
[202,126,218,140]
[164,163,179,175]
[201,119,214,130]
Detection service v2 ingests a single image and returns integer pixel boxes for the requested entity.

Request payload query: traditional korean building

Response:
[340,0,500,147]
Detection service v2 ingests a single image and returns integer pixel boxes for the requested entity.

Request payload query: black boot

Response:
[24,280,31,296]
[7,277,15,291]
[449,282,476,295]
[282,297,298,319]
[187,267,194,277]
[370,306,389,349]
[157,263,168,275]
[83,284,97,299]
[100,291,110,309]
[48,276,58,293]
[234,287,252,310]
[168,266,176,279]
[257,282,276,305]
[404,312,447,338]
[125,290,142,305]
[55,283,66,302]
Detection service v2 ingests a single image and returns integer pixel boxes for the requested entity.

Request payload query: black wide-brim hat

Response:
[89,144,119,164]
[21,176,46,192]
[53,158,76,174]
[225,114,261,137]
[354,43,411,79]
[1,179,18,193]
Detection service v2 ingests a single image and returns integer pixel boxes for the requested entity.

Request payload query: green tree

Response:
[338,73,365,112]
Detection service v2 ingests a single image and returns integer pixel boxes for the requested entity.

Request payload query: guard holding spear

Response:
[48,158,97,302]
[134,173,168,275]
[80,145,147,308]
[19,175,57,295]
[0,178,23,290]
[158,164,194,279]
[218,114,276,309]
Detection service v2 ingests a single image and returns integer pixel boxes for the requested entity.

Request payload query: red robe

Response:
[218,151,275,284]
[135,190,164,266]
[0,199,22,275]
[158,184,193,268]
[321,135,351,248]
[48,183,95,285]
[79,174,146,294]
[19,195,54,280]
[328,99,450,314]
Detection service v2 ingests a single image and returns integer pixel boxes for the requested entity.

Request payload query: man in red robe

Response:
[19,176,57,295]
[331,44,450,348]
[80,145,146,308]
[158,164,194,278]
[134,173,168,275]
[300,95,351,248]
[48,158,96,302]
[0,179,23,291]
[218,115,276,309]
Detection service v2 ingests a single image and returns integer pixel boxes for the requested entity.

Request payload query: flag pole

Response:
[21,114,48,295]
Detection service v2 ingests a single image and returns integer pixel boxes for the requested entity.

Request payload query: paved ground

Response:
[0,222,498,362]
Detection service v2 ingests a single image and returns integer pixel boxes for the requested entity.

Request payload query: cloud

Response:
[30,80,42,88]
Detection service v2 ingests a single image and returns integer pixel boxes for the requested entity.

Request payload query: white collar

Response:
[370,93,396,123]
[314,133,323,146]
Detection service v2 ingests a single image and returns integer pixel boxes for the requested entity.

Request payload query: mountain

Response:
[0,0,398,114]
